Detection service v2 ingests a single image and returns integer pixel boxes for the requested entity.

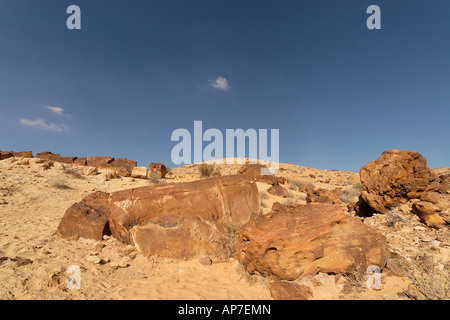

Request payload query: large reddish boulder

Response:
[359,150,445,214]
[86,157,115,169]
[108,175,260,260]
[110,158,137,177]
[236,203,389,281]
[148,162,167,179]
[238,163,286,185]
[56,191,111,241]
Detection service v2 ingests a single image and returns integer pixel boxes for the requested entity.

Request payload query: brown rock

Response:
[360,149,441,213]
[349,196,376,217]
[149,162,167,179]
[57,191,111,240]
[11,151,33,158]
[269,281,312,300]
[411,201,447,228]
[131,167,148,179]
[86,157,115,169]
[37,152,76,164]
[74,157,87,166]
[236,203,389,281]
[110,158,137,177]
[108,175,260,260]
[306,188,341,204]
[0,151,13,160]
[238,163,286,185]
[267,185,289,198]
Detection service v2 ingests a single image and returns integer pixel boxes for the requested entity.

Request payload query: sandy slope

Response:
[0,157,448,300]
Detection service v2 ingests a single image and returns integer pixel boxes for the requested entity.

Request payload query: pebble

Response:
[86,255,101,264]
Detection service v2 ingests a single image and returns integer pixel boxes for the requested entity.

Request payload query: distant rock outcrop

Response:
[236,202,389,281]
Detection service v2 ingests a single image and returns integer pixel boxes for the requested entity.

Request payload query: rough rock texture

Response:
[11,151,33,158]
[37,152,76,164]
[108,175,260,260]
[236,203,389,281]
[131,167,148,179]
[306,188,342,204]
[359,149,445,213]
[86,157,115,169]
[109,158,137,177]
[412,201,447,228]
[56,191,111,241]
[73,157,87,166]
[269,281,312,300]
[148,163,167,179]
[238,163,286,185]
[0,151,13,160]
[266,185,289,198]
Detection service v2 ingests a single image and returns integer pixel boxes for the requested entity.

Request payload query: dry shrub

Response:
[63,168,85,180]
[198,163,214,177]
[337,183,362,204]
[50,178,71,189]
[289,180,315,191]
[399,255,450,300]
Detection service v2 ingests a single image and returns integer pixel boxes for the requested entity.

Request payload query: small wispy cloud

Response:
[43,105,71,117]
[19,118,68,133]
[210,77,231,91]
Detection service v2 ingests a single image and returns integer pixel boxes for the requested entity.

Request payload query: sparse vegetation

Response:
[337,182,362,204]
[289,180,315,191]
[198,163,214,177]
[63,168,85,180]
[50,178,71,189]
[148,172,160,184]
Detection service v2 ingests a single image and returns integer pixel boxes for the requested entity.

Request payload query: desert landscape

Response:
[0,149,448,300]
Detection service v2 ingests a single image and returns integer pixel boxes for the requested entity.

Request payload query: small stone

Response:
[86,255,101,264]
[199,257,212,266]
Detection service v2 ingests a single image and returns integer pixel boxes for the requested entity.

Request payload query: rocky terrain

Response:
[0,150,448,300]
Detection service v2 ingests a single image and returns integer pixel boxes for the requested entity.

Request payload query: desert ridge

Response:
[0,149,449,300]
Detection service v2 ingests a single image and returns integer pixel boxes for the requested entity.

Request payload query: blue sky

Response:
[0,0,449,171]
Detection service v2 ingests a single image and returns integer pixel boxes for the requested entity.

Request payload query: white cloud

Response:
[210,77,231,91]
[43,105,71,117]
[19,118,68,133]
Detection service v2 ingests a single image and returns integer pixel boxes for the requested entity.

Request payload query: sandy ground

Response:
[0,157,448,300]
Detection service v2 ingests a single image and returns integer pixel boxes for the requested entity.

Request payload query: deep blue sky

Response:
[0,0,449,171]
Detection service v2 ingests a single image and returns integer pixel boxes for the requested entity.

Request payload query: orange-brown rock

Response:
[360,149,443,214]
[236,203,388,281]
[237,163,286,185]
[148,162,167,179]
[269,281,312,300]
[108,175,260,260]
[86,157,115,169]
[11,151,33,158]
[0,151,13,160]
[74,157,87,166]
[411,201,447,229]
[266,185,289,198]
[56,191,111,241]
[110,158,137,177]
[306,188,341,204]
[37,151,76,164]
